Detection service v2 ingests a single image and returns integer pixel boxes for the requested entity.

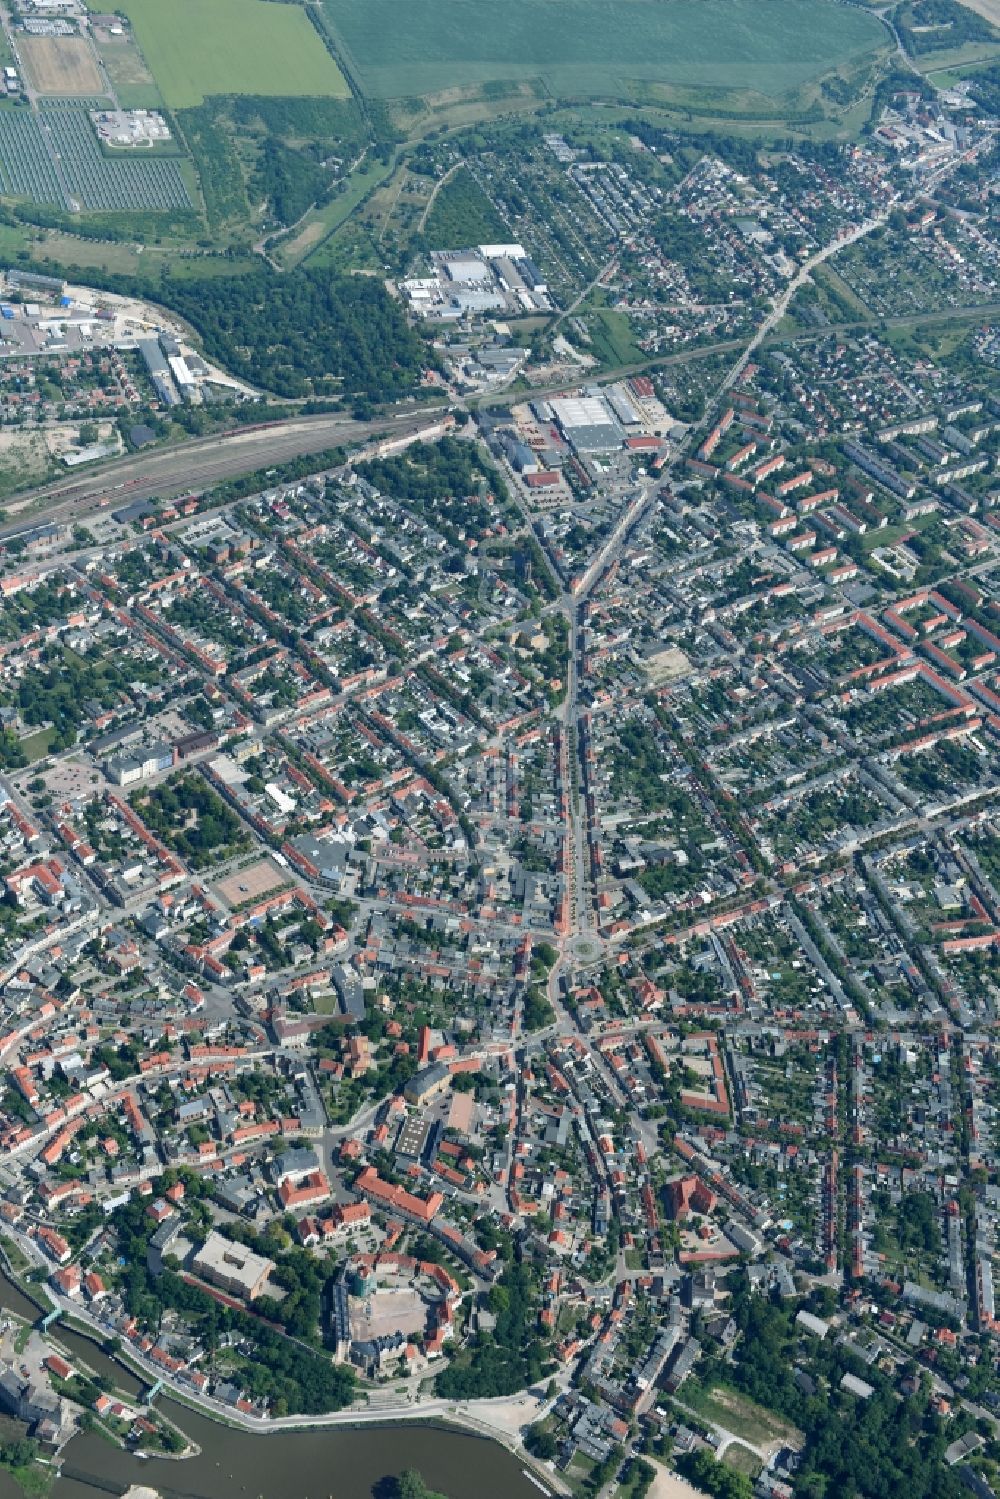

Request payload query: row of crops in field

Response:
[0,102,190,209]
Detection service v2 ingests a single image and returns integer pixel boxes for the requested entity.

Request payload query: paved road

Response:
[718,214,888,394]
[5,296,997,537]
[0,406,447,540]
[20,1270,558,1458]
[473,296,1000,413]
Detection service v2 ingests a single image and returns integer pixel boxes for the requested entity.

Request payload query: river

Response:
[58,1411,541,1499]
[0,1271,542,1499]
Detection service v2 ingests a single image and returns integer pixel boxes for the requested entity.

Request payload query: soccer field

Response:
[117,0,350,108]
[321,0,885,100]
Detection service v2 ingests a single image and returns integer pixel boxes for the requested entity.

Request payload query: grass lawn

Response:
[912,38,1000,70]
[813,262,871,318]
[722,1443,764,1478]
[566,1453,597,1497]
[322,0,885,101]
[281,152,399,268]
[546,90,874,146]
[94,33,162,109]
[0,1236,30,1275]
[896,320,975,360]
[20,727,58,763]
[0,1457,51,1497]
[117,0,349,107]
[26,231,153,275]
[584,307,643,368]
[681,1381,805,1451]
[8,227,255,284]
[860,512,936,552]
[923,53,1000,81]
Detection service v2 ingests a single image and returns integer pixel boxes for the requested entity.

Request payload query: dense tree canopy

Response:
[112,1195,355,1415]
[724,1277,966,1499]
[435,1261,547,1398]
[252,139,328,228]
[162,266,432,400]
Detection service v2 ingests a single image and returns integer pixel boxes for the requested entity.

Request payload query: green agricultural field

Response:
[117,0,350,107]
[321,0,886,100]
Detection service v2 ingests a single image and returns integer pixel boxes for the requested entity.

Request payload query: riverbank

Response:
[6,1268,562,1467]
[54,1414,550,1499]
[0,1267,567,1499]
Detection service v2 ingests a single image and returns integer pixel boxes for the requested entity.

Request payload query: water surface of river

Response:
[0,1270,540,1499]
